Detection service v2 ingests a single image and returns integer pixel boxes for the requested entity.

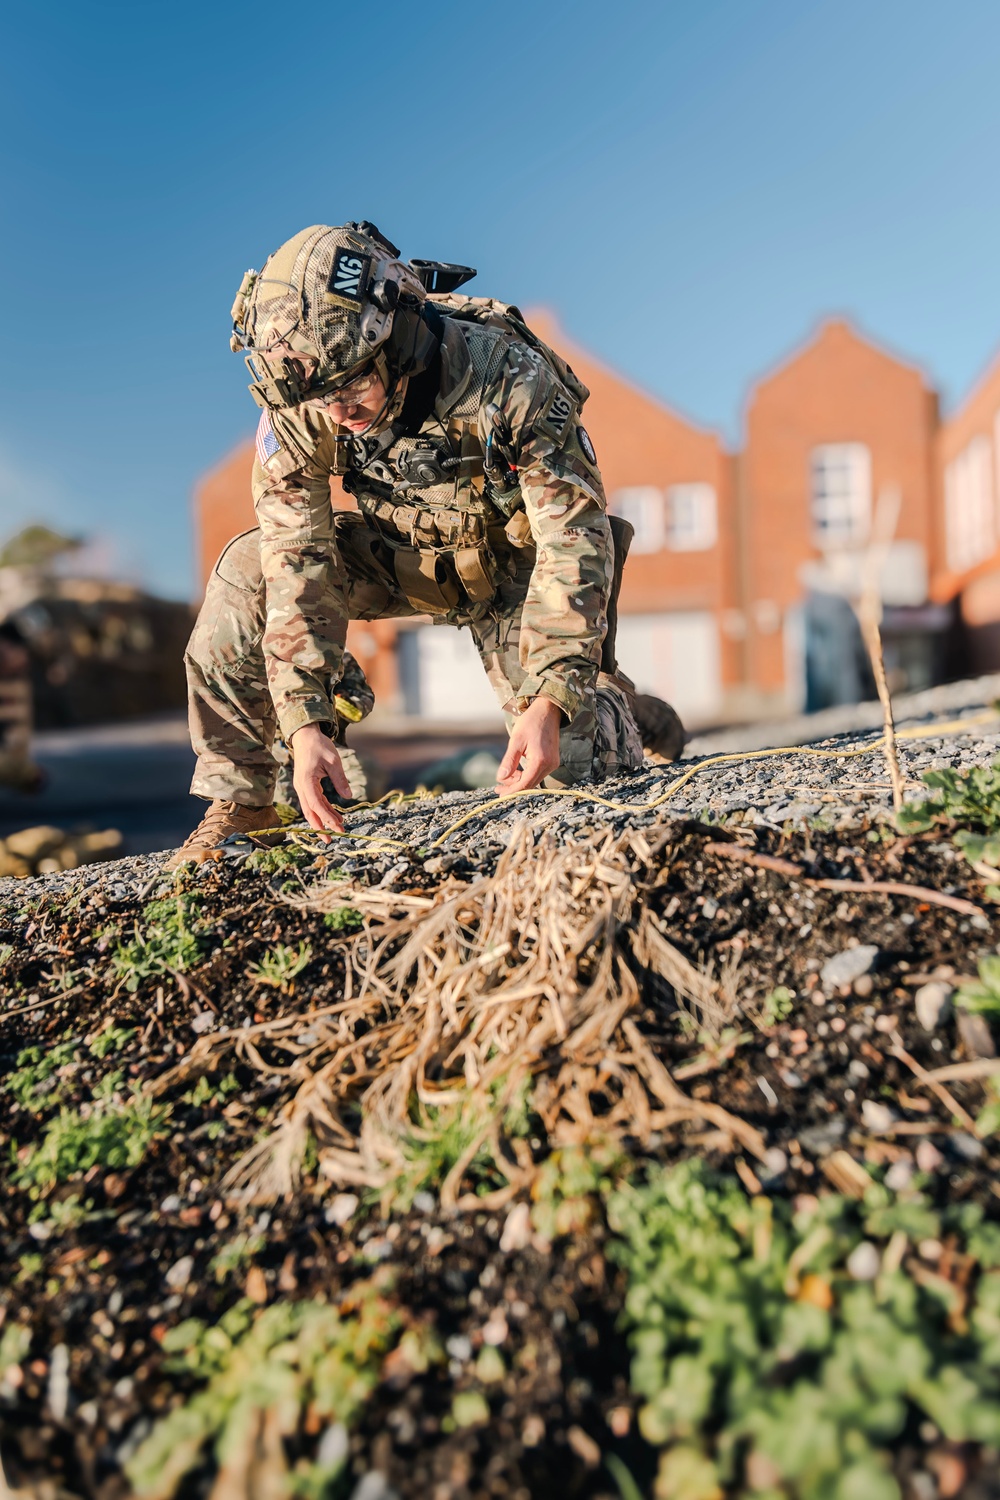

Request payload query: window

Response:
[810,444,871,548]
[666,484,717,551]
[610,488,665,554]
[946,435,995,572]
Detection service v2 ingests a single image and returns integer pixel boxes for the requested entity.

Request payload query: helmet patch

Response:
[328,247,370,304]
[255,410,281,467]
[577,426,597,465]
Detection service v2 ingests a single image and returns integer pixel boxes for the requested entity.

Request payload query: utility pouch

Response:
[503,509,534,549]
[333,513,394,611]
[394,547,461,615]
[453,546,497,603]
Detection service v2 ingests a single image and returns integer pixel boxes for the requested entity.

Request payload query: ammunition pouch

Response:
[393,547,461,615]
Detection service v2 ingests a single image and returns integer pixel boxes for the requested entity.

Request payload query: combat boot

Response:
[634,693,685,762]
[165,800,283,870]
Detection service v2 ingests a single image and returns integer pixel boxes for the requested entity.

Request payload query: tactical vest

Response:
[335,303,592,619]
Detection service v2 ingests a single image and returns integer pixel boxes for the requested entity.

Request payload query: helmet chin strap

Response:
[346,303,442,437]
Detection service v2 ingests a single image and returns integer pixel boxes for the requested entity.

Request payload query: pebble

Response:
[957,1011,997,1060]
[164,1255,194,1290]
[950,1131,985,1161]
[324,1194,359,1227]
[914,982,953,1031]
[316,1423,349,1469]
[160,1195,182,1214]
[846,1241,881,1280]
[500,1201,532,1253]
[861,1099,896,1134]
[798,1119,846,1154]
[916,1140,944,1173]
[445,1334,473,1362]
[411,1191,436,1215]
[350,1475,400,1500]
[820,945,879,989]
[189,1010,215,1035]
[884,1157,915,1190]
[46,1344,70,1422]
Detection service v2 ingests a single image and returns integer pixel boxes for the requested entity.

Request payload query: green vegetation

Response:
[0,1323,31,1369]
[955,954,1000,1016]
[386,1080,535,1212]
[8,1041,77,1110]
[248,939,313,990]
[111,894,207,992]
[183,1072,241,1109]
[245,844,298,875]
[757,985,796,1029]
[898,760,1000,890]
[530,1139,626,1241]
[208,1233,266,1284]
[607,1160,1000,1500]
[12,1073,168,1191]
[88,1022,136,1059]
[125,1279,403,1499]
[322,905,363,935]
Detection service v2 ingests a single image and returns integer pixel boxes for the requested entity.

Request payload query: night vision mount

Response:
[409,260,478,294]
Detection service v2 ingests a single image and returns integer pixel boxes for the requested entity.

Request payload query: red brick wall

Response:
[744,319,938,693]
[933,351,1000,609]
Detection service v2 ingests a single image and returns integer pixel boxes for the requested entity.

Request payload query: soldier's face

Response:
[312,370,388,433]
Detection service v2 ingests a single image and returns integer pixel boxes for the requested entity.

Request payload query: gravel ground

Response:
[4,679,998,911]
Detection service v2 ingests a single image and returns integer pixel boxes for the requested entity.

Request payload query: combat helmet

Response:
[229,222,470,413]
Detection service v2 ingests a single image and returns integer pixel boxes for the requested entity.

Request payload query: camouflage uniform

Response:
[186,228,644,808]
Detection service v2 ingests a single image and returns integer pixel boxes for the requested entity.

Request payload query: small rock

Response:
[874,1013,898,1033]
[165,1256,194,1291]
[47,1344,70,1422]
[500,1201,532,1253]
[411,1191,435,1215]
[160,1195,182,1214]
[190,1010,215,1035]
[702,898,719,919]
[245,1266,268,1303]
[861,1099,897,1134]
[350,1474,399,1500]
[957,1010,996,1060]
[848,1059,870,1080]
[316,1422,349,1469]
[324,1194,359,1227]
[846,1241,880,1280]
[914,981,953,1031]
[820,945,879,989]
[445,1334,473,1362]
[779,1069,804,1089]
[950,1131,985,1161]
[481,1312,509,1346]
[884,1157,915,1190]
[853,974,874,998]
[916,1140,944,1173]
[761,1148,788,1178]
[361,1237,393,1263]
[797,1119,846,1154]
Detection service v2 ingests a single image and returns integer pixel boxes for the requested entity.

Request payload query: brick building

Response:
[932,350,1000,671]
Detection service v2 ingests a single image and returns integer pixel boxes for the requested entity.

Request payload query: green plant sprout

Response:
[125,1279,403,1499]
[955,954,1000,1017]
[8,1041,78,1111]
[247,940,313,990]
[322,905,364,935]
[111,894,207,991]
[897,760,1000,883]
[88,1023,136,1059]
[608,1160,1000,1500]
[12,1074,169,1190]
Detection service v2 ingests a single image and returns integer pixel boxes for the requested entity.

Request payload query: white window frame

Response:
[810,443,872,549]
[610,487,665,554]
[945,434,995,572]
[665,483,717,552]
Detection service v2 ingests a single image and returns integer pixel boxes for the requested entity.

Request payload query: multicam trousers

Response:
[185,526,644,806]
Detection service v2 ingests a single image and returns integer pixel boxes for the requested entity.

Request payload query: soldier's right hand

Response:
[288,723,352,840]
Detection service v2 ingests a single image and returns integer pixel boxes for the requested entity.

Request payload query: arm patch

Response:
[255,410,281,467]
[535,383,575,443]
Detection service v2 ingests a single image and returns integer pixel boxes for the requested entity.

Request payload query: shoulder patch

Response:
[577,426,597,465]
[255,410,281,467]
[536,383,575,443]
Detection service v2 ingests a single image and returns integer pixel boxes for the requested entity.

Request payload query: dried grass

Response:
[178,821,766,1208]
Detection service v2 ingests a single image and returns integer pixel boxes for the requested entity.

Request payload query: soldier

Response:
[171,222,679,865]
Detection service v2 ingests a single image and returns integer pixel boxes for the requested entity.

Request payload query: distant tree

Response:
[0,526,83,570]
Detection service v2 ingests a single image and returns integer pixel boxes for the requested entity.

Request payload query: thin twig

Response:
[857,485,905,813]
[890,1035,979,1133]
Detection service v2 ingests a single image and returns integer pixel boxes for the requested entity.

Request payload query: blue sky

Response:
[1,0,998,599]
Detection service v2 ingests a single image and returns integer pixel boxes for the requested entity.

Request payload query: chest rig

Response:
[338,319,543,619]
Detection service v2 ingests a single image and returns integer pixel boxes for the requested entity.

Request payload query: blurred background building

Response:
[195,310,1000,730]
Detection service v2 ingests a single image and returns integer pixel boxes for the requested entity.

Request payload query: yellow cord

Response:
[275,707,1000,857]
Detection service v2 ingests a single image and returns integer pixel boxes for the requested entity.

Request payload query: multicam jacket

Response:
[250,313,612,743]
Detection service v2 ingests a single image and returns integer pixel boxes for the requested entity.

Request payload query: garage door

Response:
[404,626,504,723]
[614,612,721,722]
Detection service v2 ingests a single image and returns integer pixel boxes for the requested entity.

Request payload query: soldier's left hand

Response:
[495,696,562,796]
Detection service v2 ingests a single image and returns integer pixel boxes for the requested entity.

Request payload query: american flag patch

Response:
[255,411,280,467]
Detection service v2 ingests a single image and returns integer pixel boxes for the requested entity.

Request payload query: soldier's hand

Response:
[495,696,562,796]
[289,723,352,840]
